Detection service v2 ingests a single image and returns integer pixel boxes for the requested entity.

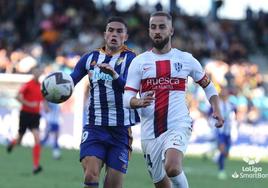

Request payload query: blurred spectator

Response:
[0,0,267,60]
[155,1,163,11]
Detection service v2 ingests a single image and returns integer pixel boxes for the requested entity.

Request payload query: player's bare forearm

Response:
[209,95,224,128]
[209,95,220,112]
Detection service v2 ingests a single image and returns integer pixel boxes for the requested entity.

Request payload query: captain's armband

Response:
[196,74,211,88]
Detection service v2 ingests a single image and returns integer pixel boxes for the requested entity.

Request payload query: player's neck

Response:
[104,45,125,56]
[152,43,172,54]
[33,77,39,82]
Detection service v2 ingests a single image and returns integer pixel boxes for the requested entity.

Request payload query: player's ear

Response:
[170,27,174,36]
[124,33,128,42]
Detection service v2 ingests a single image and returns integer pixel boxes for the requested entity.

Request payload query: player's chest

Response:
[141,59,190,79]
[87,55,125,82]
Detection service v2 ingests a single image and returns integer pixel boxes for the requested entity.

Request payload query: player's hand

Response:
[97,64,117,77]
[139,91,155,107]
[130,91,155,108]
[212,112,224,128]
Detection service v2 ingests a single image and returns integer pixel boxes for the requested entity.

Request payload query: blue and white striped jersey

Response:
[71,46,140,127]
[45,102,60,124]
[217,99,236,135]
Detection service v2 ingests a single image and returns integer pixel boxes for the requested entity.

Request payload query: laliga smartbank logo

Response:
[232,154,268,179]
[243,155,261,165]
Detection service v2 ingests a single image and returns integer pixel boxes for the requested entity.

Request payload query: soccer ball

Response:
[41,71,74,103]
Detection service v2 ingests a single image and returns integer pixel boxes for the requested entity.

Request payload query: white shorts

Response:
[141,127,192,183]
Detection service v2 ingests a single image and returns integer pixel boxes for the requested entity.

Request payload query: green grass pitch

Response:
[0,145,267,188]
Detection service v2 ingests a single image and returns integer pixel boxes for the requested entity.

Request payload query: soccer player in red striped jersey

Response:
[124,11,224,188]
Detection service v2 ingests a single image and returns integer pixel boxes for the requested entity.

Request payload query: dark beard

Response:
[151,37,169,50]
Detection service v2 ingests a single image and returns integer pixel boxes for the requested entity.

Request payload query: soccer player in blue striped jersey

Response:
[70,17,140,188]
[216,87,236,180]
[41,101,61,160]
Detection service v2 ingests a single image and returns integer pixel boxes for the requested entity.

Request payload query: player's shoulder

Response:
[76,52,93,65]
[172,48,194,59]
[123,45,136,55]
[134,50,152,60]
[123,47,137,62]
[81,50,96,59]
[80,49,102,62]
[125,51,150,69]
[91,48,103,55]
[21,79,35,91]
[128,52,147,66]
[27,79,38,86]
[172,48,201,66]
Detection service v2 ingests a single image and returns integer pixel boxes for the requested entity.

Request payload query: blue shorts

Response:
[217,133,231,152]
[80,125,133,174]
[48,122,59,132]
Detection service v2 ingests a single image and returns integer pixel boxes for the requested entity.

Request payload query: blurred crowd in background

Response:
[0,0,268,125]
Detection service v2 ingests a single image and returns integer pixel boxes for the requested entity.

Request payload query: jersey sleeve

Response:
[70,53,91,86]
[125,55,142,93]
[189,56,211,88]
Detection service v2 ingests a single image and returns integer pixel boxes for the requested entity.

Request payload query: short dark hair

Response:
[150,11,172,21]
[106,16,128,29]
